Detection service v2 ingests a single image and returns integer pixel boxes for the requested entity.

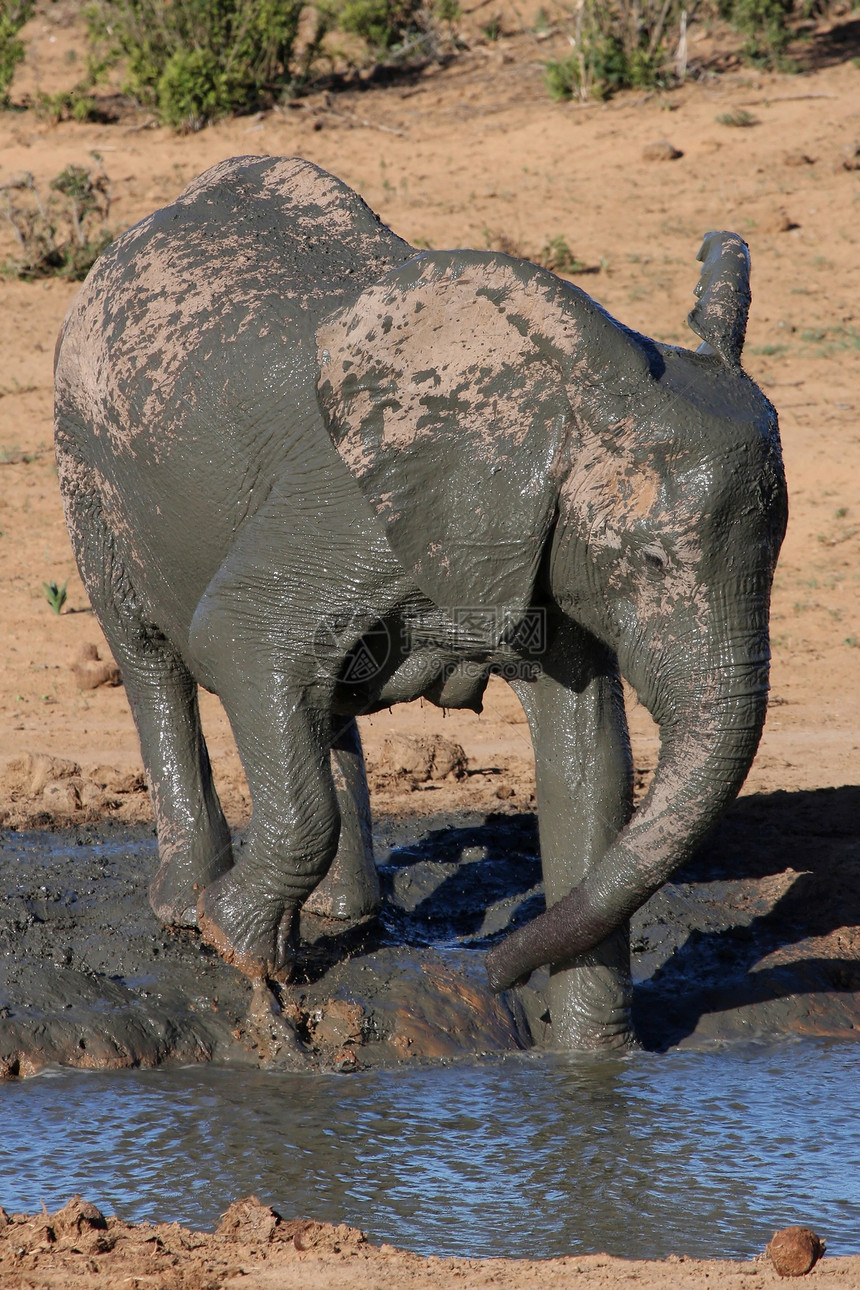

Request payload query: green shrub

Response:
[545,35,665,100]
[86,0,312,127]
[543,54,579,100]
[0,0,34,105]
[335,0,413,49]
[155,47,225,128]
[719,0,795,66]
[547,0,822,99]
[716,107,758,125]
[1,162,113,280]
[545,1,678,101]
[35,87,100,123]
[322,0,449,53]
[539,235,585,274]
[86,0,458,125]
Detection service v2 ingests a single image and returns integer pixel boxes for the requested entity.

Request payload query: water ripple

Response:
[0,1038,858,1260]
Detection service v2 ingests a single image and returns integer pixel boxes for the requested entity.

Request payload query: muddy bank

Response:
[0,1196,856,1290]
[1,785,858,1077]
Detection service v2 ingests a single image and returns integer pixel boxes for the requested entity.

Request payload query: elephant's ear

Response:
[316,252,576,646]
[686,231,751,369]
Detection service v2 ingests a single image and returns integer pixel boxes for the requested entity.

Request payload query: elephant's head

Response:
[316,232,788,990]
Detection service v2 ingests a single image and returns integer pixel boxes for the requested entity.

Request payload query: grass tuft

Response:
[43,582,68,615]
[716,109,758,128]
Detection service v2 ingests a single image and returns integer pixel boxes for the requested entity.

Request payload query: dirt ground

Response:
[1,3,860,1286]
[1,1196,857,1290]
[1,3,858,823]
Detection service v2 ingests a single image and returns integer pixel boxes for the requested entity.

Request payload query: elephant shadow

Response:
[368,787,860,1049]
[300,787,860,1049]
[375,811,544,948]
[632,784,860,1049]
[294,812,544,985]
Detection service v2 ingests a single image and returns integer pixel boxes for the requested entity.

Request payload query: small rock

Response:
[333,1046,359,1072]
[783,152,815,167]
[762,209,797,234]
[767,1226,825,1276]
[310,998,365,1048]
[51,1196,107,1237]
[376,734,467,786]
[841,142,860,171]
[42,780,81,814]
[217,1196,281,1243]
[79,781,108,815]
[642,139,683,161]
[72,644,122,690]
[495,784,516,799]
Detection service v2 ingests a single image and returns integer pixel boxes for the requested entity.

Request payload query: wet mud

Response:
[1,786,858,1078]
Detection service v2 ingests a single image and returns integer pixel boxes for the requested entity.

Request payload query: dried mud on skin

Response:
[1,785,859,1079]
[1,1196,858,1290]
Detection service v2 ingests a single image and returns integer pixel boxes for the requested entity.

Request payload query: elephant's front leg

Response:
[303,718,380,921]
[511,626,635,1050]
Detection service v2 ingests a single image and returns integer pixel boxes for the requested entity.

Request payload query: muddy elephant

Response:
[54,156,787,1050]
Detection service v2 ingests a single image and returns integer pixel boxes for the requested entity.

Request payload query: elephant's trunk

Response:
[485,626,771,992]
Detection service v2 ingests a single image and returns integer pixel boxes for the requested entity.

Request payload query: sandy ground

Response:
[1,3,860,1286]
[1,5,858,821]
[0,1196,855,1289]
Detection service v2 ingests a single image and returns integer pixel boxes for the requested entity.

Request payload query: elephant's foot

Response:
[197,870,298,984]
[303,847,381,921]
[547,959,637,1052]
[149,832,234,928]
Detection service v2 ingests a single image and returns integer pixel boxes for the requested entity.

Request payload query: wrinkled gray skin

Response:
[55,156,787,1050]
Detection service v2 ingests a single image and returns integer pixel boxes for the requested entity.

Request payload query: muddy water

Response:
[2,1039,858,1261]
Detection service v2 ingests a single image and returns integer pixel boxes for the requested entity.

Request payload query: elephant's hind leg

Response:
[58,448,233,924]
[194,675,342,984]
[186,470,399,982]
[128,661,234,925]
[303,719,380,921]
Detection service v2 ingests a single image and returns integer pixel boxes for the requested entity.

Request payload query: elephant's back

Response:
[54,157,412,646]
[55,156,414,462]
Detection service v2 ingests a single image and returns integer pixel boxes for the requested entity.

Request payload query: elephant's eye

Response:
[643,545,667,573]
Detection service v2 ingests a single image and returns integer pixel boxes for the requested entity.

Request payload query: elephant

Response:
[54,155,787,1051]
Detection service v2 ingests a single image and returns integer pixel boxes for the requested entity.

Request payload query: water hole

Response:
[1,1038,858,1261]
